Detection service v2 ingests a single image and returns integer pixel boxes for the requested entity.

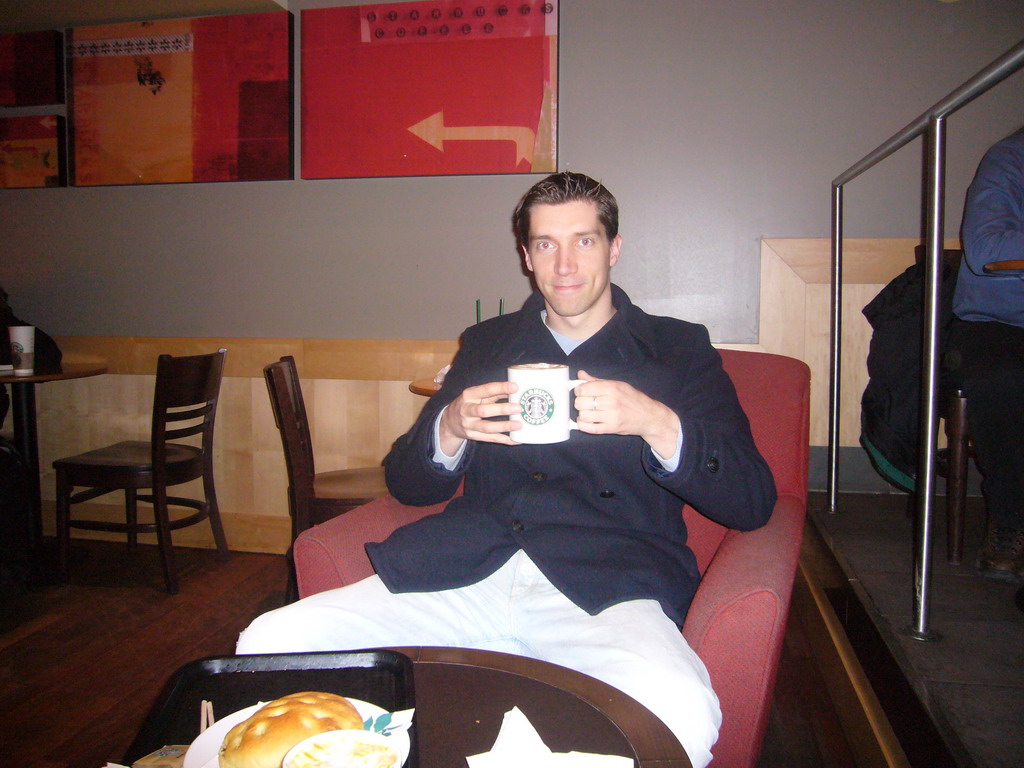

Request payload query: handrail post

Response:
[909,116,946,641]
[827,184,844,514]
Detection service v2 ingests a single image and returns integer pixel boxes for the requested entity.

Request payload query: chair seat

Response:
[312,466,388,502]
[54,441,203,487]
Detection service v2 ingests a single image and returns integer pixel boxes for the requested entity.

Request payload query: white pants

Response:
[236,551,720,767]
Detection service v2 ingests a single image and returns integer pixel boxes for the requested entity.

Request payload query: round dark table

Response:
[1,360,107,549]
[409,378,440,397]
[126,647,691,768]
[395,647,691,767]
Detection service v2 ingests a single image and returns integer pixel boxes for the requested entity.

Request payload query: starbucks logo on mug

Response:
[508,363,582,444]
[520,388,555,425]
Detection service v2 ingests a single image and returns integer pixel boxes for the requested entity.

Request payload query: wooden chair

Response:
[940,389,972,563]
[944,256,1022,562]
[263,356,388,596]
[983,259,1024,273]
[54,349,229,594]
[913,245,978,563]
[908,248,1024,563]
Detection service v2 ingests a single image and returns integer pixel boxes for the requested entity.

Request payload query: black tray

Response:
[124,649,416,765]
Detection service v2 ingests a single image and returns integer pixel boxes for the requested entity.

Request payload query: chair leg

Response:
[152,488,179,594]
[945,394,970,564]
[55,470,71,581]
[285,547,299,604]
[125,488,138,551]
[203,465,229,560]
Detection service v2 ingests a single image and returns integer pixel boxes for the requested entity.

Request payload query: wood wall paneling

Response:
[757,238,958,447]
[30,245,940,555]
[34,338,441,554]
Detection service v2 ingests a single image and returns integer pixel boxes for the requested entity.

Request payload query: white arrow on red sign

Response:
[408,111,536,165]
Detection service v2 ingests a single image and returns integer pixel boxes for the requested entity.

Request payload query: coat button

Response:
[532,472,547,482]
[511,519,525,532]
[706,456,720,473]
[599,489,615,498]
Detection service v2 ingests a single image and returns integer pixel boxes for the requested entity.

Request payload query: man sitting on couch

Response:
[237,172,776,767]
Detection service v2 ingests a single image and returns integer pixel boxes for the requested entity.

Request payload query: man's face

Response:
[522,200,621,339]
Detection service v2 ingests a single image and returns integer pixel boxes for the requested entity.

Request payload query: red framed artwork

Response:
[0,115,66,188]
[0,30,64,107]
[302,0,558,179]
[68,12,293,186]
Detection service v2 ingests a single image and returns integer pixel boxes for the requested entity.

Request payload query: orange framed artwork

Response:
[301,0,558,179]
[68,12,293,186]
[0,115,66,188]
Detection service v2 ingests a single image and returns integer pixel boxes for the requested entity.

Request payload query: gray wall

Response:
[2,0,1023,342]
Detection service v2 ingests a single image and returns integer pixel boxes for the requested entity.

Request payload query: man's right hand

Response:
[438,380,521,455]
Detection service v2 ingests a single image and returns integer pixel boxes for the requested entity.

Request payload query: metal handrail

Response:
[828,38,1024,639]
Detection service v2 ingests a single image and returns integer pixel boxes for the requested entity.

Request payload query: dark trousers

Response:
[945,319,1024,528]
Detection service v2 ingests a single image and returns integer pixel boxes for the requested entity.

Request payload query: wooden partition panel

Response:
[19,240,941,555]
[750,238,959,447]
[29,338,457,554]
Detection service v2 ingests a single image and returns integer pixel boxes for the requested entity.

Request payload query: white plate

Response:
[183,698,411,768]
[284,729,400,768]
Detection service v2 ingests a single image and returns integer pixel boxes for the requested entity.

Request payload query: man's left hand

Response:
[574,370,681,459]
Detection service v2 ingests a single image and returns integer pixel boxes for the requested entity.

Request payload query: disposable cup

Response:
[8,325,35,376]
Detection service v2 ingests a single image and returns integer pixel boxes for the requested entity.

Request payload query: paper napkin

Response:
[467,707,632,768]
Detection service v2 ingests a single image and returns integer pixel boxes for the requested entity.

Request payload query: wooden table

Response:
[397,647,691,767]
[1,360,107,550]
[409,378,440,396]
[126,647,691,768]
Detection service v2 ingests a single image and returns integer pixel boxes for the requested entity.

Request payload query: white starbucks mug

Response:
[508,363,583,444]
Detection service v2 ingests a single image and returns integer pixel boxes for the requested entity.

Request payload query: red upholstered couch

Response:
[293,349,810,768]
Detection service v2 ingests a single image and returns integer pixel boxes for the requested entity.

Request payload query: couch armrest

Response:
[681,493,806,768]
[293,495,445,598]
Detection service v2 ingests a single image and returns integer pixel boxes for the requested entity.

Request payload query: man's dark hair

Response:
[512,172,619,251]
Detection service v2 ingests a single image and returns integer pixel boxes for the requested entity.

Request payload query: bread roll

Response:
[219,691,365,768]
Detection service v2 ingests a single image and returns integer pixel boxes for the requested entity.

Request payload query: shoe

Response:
[976,523,1024,583]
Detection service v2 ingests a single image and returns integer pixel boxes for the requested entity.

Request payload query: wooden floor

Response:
[0,540,289,768]
[1,537,856,768]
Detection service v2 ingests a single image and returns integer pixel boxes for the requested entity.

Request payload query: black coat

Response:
[370,285,776,626]
[860,261,957,491]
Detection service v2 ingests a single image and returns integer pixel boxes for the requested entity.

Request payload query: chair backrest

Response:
[264,356,316,534]
[913,243,962,270]
[682,349,810,573]
[151,348,227,473]
[724,349,809,501]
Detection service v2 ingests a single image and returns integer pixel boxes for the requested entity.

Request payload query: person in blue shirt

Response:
[946,128,1024,582]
